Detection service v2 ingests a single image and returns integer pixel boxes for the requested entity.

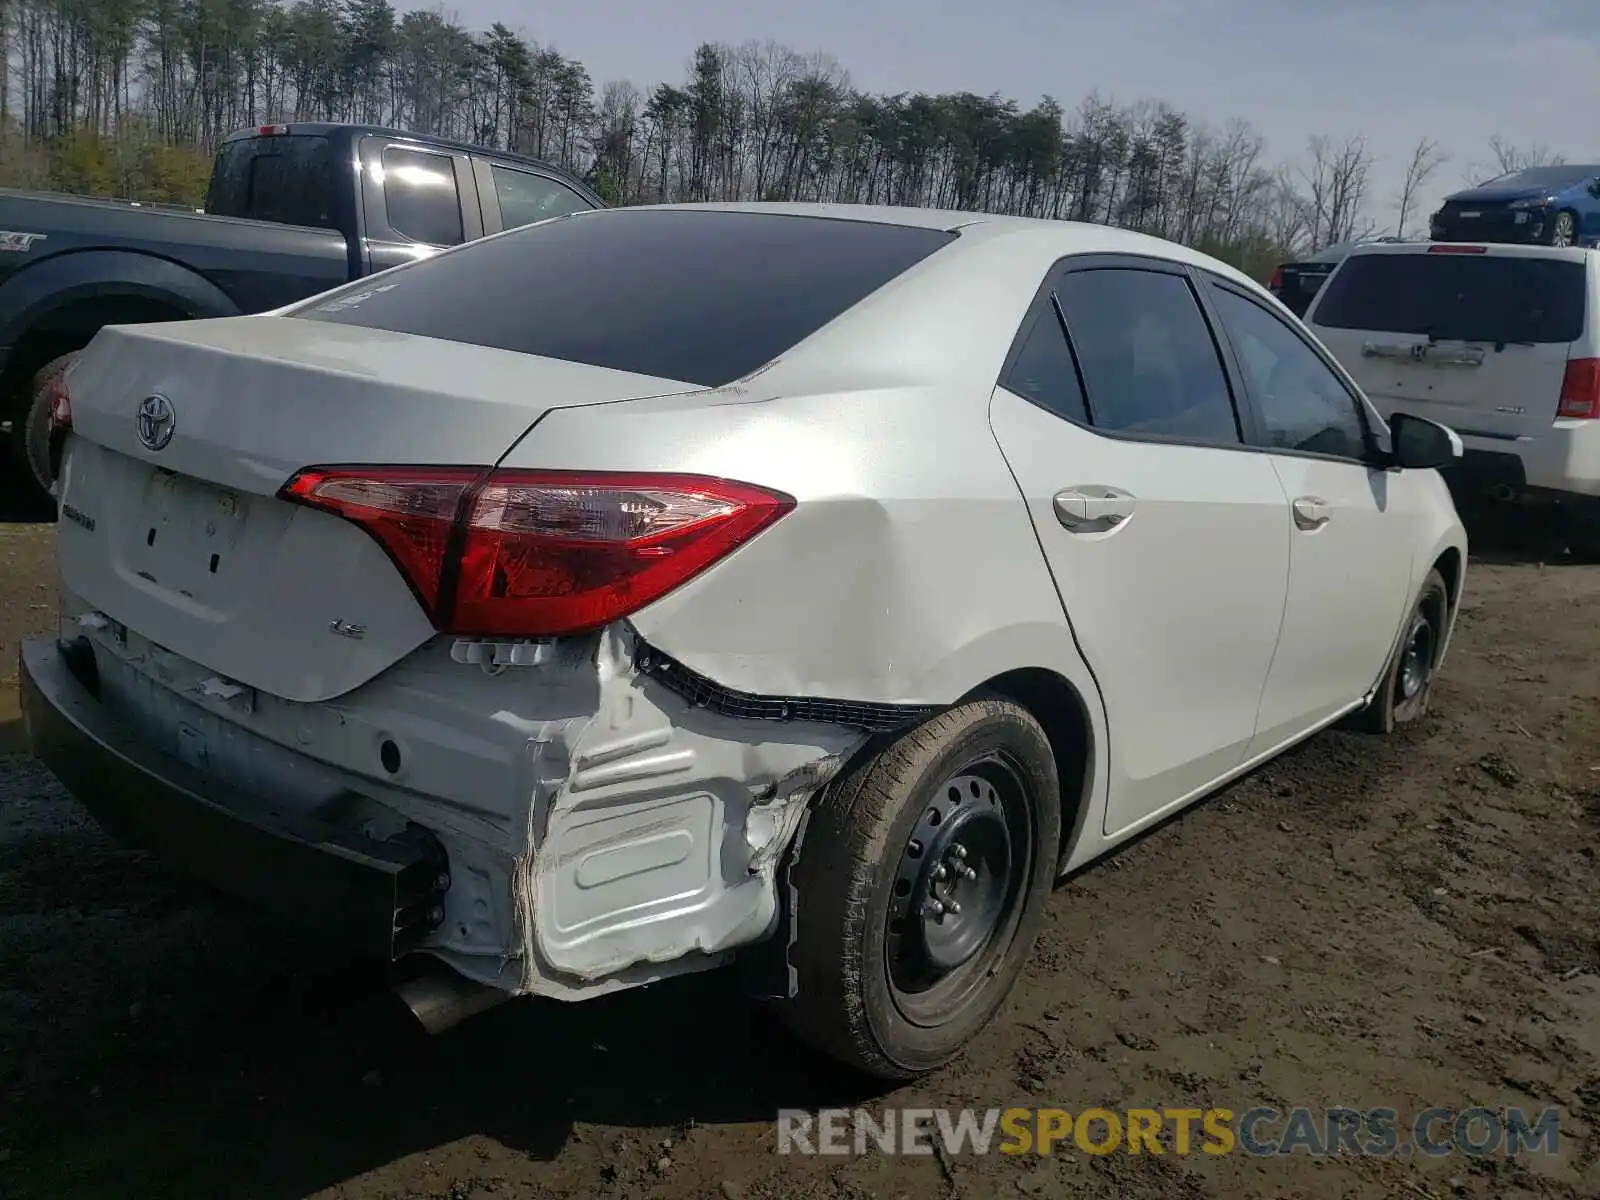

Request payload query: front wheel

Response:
[773,699,1061,1080]
[1546,210,1577,248]
[1350,568,1450,734]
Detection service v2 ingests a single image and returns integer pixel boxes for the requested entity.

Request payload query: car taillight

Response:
[1558,358,1600,420]
[280,466,795,637]
[46,372,71,433]
[1268,267,1283,293]
[1427,244,1487,254]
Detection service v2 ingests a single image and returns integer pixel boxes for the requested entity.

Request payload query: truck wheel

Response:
[1566,499,1600,561]
[774,699,1061,1080]
[15,353,76,498]
[1349,569,1449,734]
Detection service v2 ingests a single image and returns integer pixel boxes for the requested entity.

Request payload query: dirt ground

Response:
[1,470,1598,1200]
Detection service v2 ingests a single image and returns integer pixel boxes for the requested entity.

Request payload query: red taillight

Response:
[1268,267,1284,292]
[1559,358,1600,420]
[46,371,72,433]
[258,124,289,136]
[280,467,796,637]
[1427,244,1487,254]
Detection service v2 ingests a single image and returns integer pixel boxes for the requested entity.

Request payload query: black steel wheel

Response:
[773,698,1062,1080]
[1350,568,1450,733]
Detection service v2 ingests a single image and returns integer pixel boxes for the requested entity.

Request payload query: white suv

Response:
[1305,241,1600,553]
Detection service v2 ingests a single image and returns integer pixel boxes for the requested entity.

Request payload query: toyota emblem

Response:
[136,393,176,451]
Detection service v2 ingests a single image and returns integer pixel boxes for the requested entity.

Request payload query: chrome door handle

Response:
[1292,496,1331,530]
[1053,487,1136,533]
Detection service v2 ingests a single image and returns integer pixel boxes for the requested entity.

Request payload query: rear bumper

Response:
[1449,423,1600,499]
[18,635,450,960]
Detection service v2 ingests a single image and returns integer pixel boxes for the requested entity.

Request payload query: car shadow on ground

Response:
[2,842,890,1199]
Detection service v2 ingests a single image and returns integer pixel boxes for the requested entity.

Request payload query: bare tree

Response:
[1395,135,1447,237]
[1462,135,1565,185]
[1301,133,1373,250]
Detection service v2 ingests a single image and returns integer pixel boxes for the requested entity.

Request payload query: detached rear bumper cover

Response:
[18,636,449,960]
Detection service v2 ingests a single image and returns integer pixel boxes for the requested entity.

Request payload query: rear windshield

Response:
[293,208,958,386]
[206,135,336,229]
[1311,253,1586,344]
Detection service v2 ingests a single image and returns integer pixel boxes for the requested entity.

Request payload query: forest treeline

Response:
[0,0,1569,279]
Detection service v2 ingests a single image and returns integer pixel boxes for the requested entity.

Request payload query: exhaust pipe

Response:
[1489,483,1517,502]
[394,969,514,1036]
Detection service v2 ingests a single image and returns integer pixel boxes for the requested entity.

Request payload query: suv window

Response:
[295,208,957,387]
[381,146,463,246]
[1056,268,1241,443]
[491,165,594,229]
[1002,300,1089,423]
[1212,285,1367,460]
[206,135,335,229]
[1312,252,1586,345]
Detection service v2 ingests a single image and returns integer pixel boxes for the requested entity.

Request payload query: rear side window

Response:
[205,135,335,229]
[1056,268,1241,444]
[1003,302,1090,423]
[295,209,957,387]
[491,165,595,229]
[381,147,463,246]
[1313,253,1586,344]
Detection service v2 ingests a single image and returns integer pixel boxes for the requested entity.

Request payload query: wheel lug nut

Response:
[950,843,967,859]
[944,899,962,916]
[923,898,945,917]
[933,865,948,881]
[960,865,977,881]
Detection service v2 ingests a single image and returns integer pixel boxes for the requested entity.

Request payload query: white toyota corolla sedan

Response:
[21,203,1467,1080]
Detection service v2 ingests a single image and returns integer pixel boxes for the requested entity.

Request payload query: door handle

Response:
[1292,496,1331,530]
[1053,487,1136,533]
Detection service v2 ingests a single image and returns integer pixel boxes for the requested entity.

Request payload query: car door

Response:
[357,137,481,273]
[1200,274,1415,754]
[476,161,599,233]
[988,255,1293,838]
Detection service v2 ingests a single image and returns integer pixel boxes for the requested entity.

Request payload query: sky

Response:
[452,0,1599,230]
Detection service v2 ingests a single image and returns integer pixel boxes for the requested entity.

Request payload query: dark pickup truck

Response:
[0,122,605,502]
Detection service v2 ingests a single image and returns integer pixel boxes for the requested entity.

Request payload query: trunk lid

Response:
[1307,247,1588,440]
[56,317,698,701]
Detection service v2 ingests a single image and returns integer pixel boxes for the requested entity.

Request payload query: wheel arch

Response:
[964,666,1097,871]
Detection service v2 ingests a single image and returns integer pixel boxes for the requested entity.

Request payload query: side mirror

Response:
[1390,411,1462,470]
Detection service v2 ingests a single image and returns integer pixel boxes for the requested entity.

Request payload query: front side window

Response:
[381,146,463,246]
[1056,268,1241,444]
[491,165,595,229]
[1212,285,1368,460]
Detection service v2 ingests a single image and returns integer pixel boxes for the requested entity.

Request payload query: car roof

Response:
[578,201,1272,296]
[219,122,586,182]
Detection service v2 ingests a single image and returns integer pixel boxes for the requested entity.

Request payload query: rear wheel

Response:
[773,699,1061,1080]
[1546,210,1577,248]
[1350,569,1449,734]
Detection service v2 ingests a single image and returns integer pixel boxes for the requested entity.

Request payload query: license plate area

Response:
[129,469,252,599]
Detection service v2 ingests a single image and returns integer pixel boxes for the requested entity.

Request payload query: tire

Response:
[773,699,1062,1080]
[1566,499,1600,561]
[1546,210,1577,248]
[14,353,76,499]
[1350,569,1450,734]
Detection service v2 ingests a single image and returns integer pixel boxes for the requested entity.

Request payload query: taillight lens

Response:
[1268,267,1284,293]
[1559,358,1600,420]
[280,467,795,637]
[46,372,72,433]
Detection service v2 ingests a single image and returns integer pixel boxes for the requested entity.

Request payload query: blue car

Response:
[1430,164,1600,248]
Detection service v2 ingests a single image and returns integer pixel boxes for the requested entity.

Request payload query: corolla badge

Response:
[136,393,176,451]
